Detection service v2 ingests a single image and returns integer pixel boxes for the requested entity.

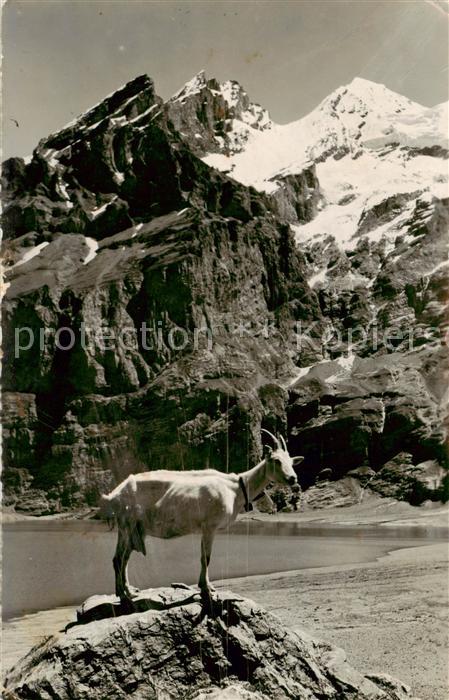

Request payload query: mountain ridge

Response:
[200,74,447,194]
[2,72,447,514]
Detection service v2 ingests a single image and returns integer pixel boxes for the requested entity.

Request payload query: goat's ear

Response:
[292,455,304,466]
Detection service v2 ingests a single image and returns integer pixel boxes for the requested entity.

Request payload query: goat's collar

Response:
[238,477,266,512]
[238,477,253,512]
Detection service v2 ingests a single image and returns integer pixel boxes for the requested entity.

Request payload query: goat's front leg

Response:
[113,526,137,600]
[198,528,216,595]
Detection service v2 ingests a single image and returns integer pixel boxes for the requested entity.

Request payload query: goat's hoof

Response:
[200,586,216,598]
[199,588,218,615]
[118,587,139,601]
[171,582,193,590]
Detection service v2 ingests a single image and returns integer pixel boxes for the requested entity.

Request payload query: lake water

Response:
[3,519,447,619]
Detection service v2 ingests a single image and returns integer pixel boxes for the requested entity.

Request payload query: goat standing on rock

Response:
[100,431,303,600]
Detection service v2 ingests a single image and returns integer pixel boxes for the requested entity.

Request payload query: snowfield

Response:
[200,77,448,256]
[202,77,448,193]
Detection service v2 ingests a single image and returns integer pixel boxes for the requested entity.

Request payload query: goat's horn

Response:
[278,434,288,451]
[261,429,280,449]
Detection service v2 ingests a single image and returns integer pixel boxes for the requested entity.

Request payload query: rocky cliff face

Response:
[4,588,418,700]
[2,73,448,513]
[2,74,321,513]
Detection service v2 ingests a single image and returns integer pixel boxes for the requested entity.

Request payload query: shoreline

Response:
[4,497,449,529]
[4,521,440,621]
[239,498,449,529]
[218,541,449,700]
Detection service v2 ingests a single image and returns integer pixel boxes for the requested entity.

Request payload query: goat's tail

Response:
[97,494,146,554]
[97,494,117,530]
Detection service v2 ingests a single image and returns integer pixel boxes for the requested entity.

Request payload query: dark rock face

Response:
[369,452,448,504]
[4,588,418,700]
[270,168,322,224]
[166,71,272,158]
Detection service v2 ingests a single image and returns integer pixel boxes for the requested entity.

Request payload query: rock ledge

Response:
[4,587,418,700]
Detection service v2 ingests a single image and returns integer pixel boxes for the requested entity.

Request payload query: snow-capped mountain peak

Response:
[167,72,271,157]
[198,74,448,293]
[171,70,208,101]
[313,76,423,138]
[201,76,447,217]
[340,76,422,110]
[313,76,446,153]
[170,71,271,125]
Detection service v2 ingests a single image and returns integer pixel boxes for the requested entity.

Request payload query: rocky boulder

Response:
[4,588,418,700]
[369,452,448,504]
[287,346,448,499]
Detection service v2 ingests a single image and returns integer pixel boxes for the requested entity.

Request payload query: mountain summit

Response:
[167,70,271,158]
[200,76,448,194]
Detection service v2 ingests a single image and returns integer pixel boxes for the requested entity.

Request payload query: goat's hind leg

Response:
[113,525,138,600]
[199,528,216,596]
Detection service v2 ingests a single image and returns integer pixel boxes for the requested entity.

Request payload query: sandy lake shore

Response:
[224,542,448,700]
[2,500,448,699]
[239,497,449,530]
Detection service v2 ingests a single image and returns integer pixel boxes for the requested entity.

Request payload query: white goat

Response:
[100,431,303,599]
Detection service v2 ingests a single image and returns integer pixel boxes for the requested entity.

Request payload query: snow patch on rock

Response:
[83,238,99,265]
[12,242,50,268]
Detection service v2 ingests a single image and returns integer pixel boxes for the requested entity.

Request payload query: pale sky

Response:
[2,0,448,160]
